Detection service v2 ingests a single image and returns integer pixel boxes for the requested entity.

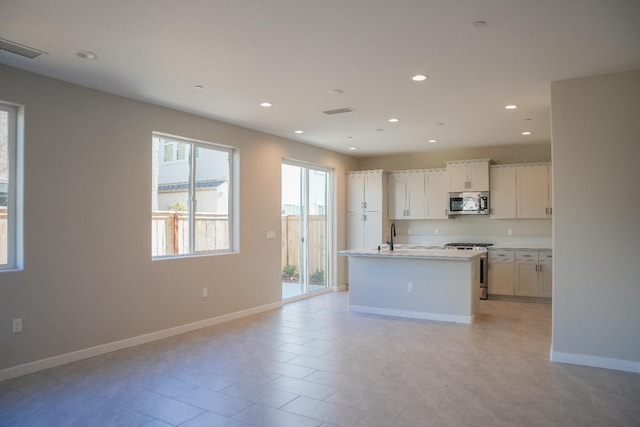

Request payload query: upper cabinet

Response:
[489,166,517,219]
[447,159,490,192]
[388,170,426,220]
[347,170,385,213]
[517,164,552,219]
[426,169,449,219]
[490,163,552,219]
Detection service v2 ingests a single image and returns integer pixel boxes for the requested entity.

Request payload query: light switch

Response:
[266,231,276,240]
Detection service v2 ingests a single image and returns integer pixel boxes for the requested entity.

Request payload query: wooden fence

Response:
[1,209,326,274]
[152,211,230,256]
[281,215,326,280]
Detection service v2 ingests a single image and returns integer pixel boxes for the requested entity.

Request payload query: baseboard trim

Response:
[348,304,473,324]
[0,301,283,382]
[550,349,640,373]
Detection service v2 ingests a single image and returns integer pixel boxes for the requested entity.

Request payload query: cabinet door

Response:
[388,173,406,220]
[490,166,517,219]
[347,174,365,212]
[539,252,553,298]
[426,170,449,219]
[467,162,489,191]
[364,211,383,248]
[364,172,383,211]
[515,251,539,296]
[517,165,550,219]
[405,172,426,219]
[347,212,364,249]
[488,260,515,295]
[447,163,469,191]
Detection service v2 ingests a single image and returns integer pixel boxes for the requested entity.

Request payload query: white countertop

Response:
[338,247,484,261]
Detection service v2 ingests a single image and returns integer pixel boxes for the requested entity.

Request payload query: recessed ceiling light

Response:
[388,118,399,123]
[294,130,304,134]
[521,131,532,136]
[524,118,532,121]
[412,74,428,82]
[473,20,487,28]
[329,89,344,94]
[349,147,357,151]
[428,139,438,143]
[76,50,98,60]
[435,122,445,126]
[505,104,518,110]
[260,102,272,107]
[193,85,204,90]
[376,128,384,132]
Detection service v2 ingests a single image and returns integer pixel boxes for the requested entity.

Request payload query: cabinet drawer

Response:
[489,250,514,261]
[515,250,538,261]
[539,251,552,261]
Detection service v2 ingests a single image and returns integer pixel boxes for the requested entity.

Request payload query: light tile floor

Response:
[1,292,639,426]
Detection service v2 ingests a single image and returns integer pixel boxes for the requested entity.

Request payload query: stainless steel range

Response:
[444,243,493,300]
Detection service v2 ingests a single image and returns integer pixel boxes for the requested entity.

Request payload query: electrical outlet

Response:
[202,288,208,298]
[12,318,22,333]
[507,228,513,236]
[408,282,414,292]
[434,228,439,235]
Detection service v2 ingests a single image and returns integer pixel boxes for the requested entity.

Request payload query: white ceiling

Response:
[1,1,639,156]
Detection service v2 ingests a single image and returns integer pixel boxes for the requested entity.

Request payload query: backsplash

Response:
[390,215,551,246]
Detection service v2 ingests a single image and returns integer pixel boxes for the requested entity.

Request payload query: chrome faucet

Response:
[387,223,396,251]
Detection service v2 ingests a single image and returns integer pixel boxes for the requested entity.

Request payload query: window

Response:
[152,133,234,257]
[0,102,21,270]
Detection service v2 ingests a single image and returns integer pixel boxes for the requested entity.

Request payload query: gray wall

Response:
[0,64,357,373]
[551,70,640,370]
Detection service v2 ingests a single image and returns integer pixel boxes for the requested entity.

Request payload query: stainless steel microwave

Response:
[448,191,489,215]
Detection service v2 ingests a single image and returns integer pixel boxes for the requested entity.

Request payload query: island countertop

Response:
[338,248,485,261]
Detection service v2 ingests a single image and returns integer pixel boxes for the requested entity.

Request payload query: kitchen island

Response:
[338,248,483,324]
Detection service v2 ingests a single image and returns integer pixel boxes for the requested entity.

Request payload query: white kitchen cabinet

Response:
[515,250,553,297]
[347,170,387,249]
[348,171,384,213]
[489,166,517,219]
[426,169,449,219]
[388,170,425,220]
[447,159,490,192]
[517,164,552,219]
[488,250,515,295]
[539,251,553,298]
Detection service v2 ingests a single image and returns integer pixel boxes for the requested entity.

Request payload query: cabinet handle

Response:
[362,214,366,221]
[539,264,543,272]
[364,201,367,209]
[550,207,552,215]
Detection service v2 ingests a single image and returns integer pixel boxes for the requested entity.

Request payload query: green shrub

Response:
[310,269,325,285]
[283,264,297,277]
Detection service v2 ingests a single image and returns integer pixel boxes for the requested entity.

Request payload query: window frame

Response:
[152,132,236,259]
[0,101,22,272]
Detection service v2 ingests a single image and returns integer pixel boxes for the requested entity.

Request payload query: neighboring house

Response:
[153,137,229,213]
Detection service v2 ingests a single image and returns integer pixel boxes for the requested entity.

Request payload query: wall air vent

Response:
[322,107,356,115]
[0,38,47,59]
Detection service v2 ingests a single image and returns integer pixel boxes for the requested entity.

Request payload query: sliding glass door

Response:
[281,161,331,300]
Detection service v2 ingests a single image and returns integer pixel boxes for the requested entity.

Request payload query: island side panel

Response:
[347,256,479,323]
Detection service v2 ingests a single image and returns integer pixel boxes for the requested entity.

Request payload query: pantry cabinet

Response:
[388,170,426,220]
[447,159,490,192]
[426,169,449,219]
[347,170,387,249]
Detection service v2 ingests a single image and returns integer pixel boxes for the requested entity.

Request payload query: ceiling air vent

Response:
[322,107,356,115]
[0,38,47,59]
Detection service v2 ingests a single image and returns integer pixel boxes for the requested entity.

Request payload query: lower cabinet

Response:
[488,250,515,295]
[515,250,553,297]
[488,249,552,298]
